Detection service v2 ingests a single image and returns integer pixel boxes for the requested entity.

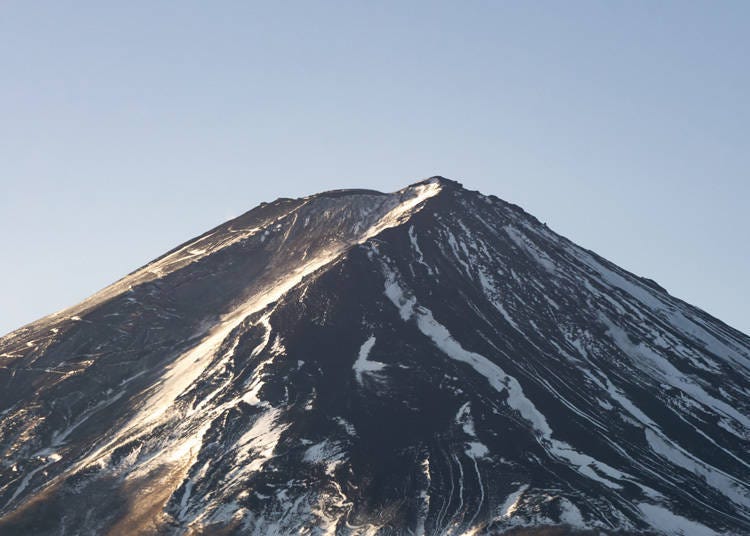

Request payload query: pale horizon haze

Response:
[1,2,748,336]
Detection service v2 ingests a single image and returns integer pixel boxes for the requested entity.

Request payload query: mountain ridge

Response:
[1,178,445,341]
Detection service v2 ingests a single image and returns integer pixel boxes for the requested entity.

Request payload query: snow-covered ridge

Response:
[1,177,748,536]
[0,179,444,349]
[0,179,446,527]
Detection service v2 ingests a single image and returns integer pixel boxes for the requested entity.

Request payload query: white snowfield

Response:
[352,336,386,385]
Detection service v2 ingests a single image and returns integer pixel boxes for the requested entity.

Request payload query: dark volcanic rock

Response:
[0,177,748,535]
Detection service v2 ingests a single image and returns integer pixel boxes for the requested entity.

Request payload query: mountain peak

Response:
[408,175,463,190]
[310,176,461,202]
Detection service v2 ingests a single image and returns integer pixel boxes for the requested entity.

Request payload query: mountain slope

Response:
[0,177,748,535]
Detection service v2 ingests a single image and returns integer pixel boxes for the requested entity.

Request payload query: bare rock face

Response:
[0,177,748,535]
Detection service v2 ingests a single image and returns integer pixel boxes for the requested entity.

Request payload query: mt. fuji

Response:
[0,177,747,535]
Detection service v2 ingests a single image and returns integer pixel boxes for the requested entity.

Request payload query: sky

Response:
[1,1,748,336]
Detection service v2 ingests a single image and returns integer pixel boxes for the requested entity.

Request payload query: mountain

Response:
[0,177,748,536]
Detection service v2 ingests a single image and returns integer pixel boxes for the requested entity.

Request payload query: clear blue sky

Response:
[2,1,748,336]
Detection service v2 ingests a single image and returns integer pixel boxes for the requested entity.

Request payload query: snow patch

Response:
[234,408,287,474]
[645,428,750,508]
[559,498,585,528]
[504,226,556,272]
[352,336,386,385]
[408,225,433,275]
[638,503,720,536]
[499,484,529,519]
[357,181,442,244]
[303,440,343,465]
